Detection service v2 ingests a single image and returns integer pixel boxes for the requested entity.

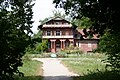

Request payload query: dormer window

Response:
[56,31,60,36]
[47,31,51,36]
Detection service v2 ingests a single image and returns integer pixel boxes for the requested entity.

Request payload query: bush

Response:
[42,53,52,58]
[62,47,83,56]
[25,40,48,55]
[56,51,67,58]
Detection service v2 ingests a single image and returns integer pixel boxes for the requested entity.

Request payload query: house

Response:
[38,16,99,53]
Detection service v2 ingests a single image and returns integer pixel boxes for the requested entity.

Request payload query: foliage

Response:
[53,0,120,70]
[39,18,50,25]
[52,10,66,18]
[62,53,106,75]
[22,54,43,59]
[62,53,120,80]
[0,0,34,79]
[98,31,120,71]
[36,40,48,52]
[61,46,83,58]
[56,51,66,57]
[72,16,92,29]
[25,31,48,54]
[39,10,68,25]
[53,0,120,35]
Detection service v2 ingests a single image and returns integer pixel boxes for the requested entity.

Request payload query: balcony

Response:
[42,35,73,38]
[42,24,72,28]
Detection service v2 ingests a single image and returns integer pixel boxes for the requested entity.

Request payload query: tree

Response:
[72,16,93,29]
[25,30,48,54]
[53,0,120,70]
[36,40,48,52]
[53,0,120,34]
[98,31,120,70]
[52,10,66,18]
[39,10,69,24]
[0,0,34,79]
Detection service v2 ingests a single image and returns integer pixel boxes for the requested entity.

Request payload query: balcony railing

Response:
[42,35,73,38]
[42,24,72,28]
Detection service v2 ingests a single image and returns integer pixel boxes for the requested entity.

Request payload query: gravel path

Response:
[33,58,79,80]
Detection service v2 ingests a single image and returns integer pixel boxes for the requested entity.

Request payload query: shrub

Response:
[62,47,83,56]
[56,51,67,58]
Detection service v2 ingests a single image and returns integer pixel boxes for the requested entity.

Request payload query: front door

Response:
[56,40,61,52]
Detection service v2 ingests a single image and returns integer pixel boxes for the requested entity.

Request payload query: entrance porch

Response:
[48,39,74,52]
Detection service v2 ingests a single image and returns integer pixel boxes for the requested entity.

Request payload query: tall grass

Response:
[14,57,43,80]
[62,53,107,75]
[63,58,106,75]
[62,53,120,80]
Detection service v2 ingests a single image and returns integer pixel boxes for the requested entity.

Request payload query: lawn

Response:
[14,58,43,80]
[62,53,107,76]
[62,53,120,80]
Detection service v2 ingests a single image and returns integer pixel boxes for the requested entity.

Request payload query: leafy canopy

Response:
[0,0,34,79]
[53,0,120,34]
[53,0,120,70]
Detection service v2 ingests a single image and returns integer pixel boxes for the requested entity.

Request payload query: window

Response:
[47,31,51,36]
[56,31,60,36]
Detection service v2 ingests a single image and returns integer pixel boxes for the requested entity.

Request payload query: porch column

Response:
[69,39,74,46]
[50,40,56,52]
[60,39,66,49]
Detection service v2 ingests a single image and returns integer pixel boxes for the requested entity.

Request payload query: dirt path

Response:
[33,58,79,80]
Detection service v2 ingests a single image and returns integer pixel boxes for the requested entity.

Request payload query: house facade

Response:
[38,16,99,53]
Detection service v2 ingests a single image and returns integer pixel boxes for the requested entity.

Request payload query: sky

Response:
[32,0,65,34]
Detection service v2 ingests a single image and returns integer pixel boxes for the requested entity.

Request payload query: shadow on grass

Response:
[72,70,120,80]
[42,76,76,80]
[14,76,43,80]
[14,70,120,80]
[15,75,79,80]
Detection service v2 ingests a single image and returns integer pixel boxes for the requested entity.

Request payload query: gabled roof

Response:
[38,16,71,29]
[50,16,70,22]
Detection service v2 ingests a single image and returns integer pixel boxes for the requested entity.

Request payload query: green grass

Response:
[14,59,43,80]
[62,53,107,75]
[62,53,120,80]
[78,70,120,80]
[23,53,43,58]
[23,52,53,58]
[67,52,107,59]
[63,59,106,76]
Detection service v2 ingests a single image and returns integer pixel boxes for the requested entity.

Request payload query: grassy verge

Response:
[62,57,106,75]
[67,52,106,58]
[62,53,120,80]
[62,53,108,79]
[14,58,43,80]
[23,53,43,58]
